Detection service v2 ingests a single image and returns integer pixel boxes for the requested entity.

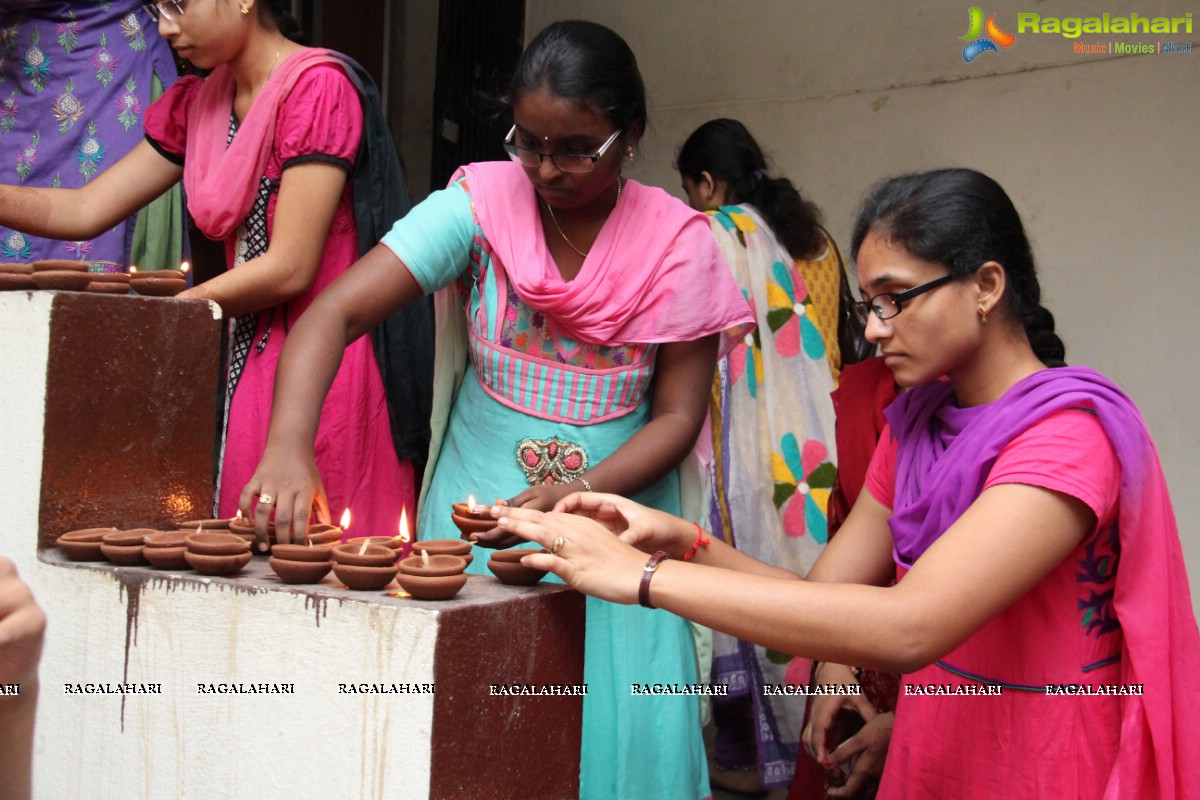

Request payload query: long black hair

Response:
[851,168,1066,365]
[505,20,646,138]
[257,0,304,42]
[676,118,824,260]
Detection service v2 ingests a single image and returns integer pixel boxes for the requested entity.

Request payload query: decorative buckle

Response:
[516,436,589,486]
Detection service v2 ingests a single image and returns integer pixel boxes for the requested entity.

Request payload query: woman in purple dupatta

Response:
[493,168,1200,799]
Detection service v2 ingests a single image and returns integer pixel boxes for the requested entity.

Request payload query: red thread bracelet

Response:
[682,522,710,562]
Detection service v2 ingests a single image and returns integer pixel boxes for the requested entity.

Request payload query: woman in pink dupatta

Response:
[493,168,1200,799]
[0,1,414,536]
[244,20,753,800]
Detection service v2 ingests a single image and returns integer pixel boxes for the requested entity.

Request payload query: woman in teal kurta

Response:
[246,21,753,799]
[382,157,750,798]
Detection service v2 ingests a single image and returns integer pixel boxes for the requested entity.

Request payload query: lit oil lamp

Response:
[451,494,495,540]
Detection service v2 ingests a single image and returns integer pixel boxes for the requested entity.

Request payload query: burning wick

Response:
[396,507,410,543]
[339,508,351,530]
[467,495,477,514]
[180,261,190,275]
[421,549,431,569]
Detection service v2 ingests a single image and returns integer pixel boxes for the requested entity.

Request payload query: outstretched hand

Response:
[493,504,651,604]
[239,444,331,550]
[467,484,578,549]
[550,492,697,558]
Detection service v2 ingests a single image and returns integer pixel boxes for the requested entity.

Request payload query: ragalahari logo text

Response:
[960,7,1016,62]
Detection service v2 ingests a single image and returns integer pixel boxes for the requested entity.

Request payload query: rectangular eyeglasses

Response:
[143,0,187,22]
[503,126,623,174]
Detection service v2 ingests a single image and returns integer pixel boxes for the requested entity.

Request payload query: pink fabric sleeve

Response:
[275,64,363,168]
[143,75,205,161]
[984,408,1120,524]
[863,424,898,509]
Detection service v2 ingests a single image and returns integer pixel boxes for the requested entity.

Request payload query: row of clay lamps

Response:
[449,503,550,586]
[0,261,187,295]
[56,526,251,575]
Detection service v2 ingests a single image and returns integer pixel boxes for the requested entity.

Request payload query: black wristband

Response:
[638,551,669,608]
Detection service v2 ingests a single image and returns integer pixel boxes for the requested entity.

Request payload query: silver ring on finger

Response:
[551,535,566,555]
[258,493,276,506]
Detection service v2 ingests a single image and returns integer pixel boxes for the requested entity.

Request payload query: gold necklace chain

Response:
[545,177,621,259]
[261,49,282,90]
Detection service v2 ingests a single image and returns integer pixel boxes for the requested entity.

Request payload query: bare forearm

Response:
[648,561,925,672]
[0,184,101,241]
[582,410,701,498]
[0,142,181,241]
[0,683,38,800]
[182,253,314,317]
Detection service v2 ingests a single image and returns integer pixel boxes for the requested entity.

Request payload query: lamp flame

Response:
[397,507,410,543]
[180,261,190,274]
[339,508,351,529]
[467,495,476,513]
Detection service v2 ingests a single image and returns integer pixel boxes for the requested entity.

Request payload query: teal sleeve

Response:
[380,181,475,294]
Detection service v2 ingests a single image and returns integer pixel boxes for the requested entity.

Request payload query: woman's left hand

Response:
[495,505,647,604]
[467,484,577,549]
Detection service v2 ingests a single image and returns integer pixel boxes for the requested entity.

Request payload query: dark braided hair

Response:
[505,21,646,140]
[850,168,1066,366]
[676,118,825,260]
[257,0,304,42]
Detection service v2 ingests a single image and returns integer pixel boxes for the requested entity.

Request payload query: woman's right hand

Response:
[239,443,330,549]
[802,662,877,768]
[551,492,698,559]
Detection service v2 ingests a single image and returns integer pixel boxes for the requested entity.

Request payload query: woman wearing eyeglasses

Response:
[244,19,752,800]
[0,0,420,539]
[490,169,1200,799]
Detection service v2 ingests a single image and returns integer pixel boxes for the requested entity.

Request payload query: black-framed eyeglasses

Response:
[852,273,957,325]
[503,126,622,174]
[143,0,187,22]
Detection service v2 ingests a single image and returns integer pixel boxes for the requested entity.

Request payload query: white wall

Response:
[521,0,1200,607]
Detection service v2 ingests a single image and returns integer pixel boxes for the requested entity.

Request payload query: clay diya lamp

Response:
[395,553,468,600]
[130,269,187,297]
[226,516,256,537]
[343,536,403,556]
[31,270,92,291]
[0,263,35,291]
[56,527,115,562]
[86,272,131,295]
[268,543,334,585]
[99,529,153,566]
[411,538,474,568]
[332,543,398,568]
[31,259,89,275]
[487,548,551,586]
[306,525,344,545]
[178,520,232,532]
[184,532,252,575]
[142,530,190,570]
[450,501,495,540]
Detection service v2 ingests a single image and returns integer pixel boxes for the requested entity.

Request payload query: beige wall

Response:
[393,2,1199,605]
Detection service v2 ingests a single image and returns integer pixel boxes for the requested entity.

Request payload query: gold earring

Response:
[978,304,988,324]
[241,4,251,14]
[625,147,634,160]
